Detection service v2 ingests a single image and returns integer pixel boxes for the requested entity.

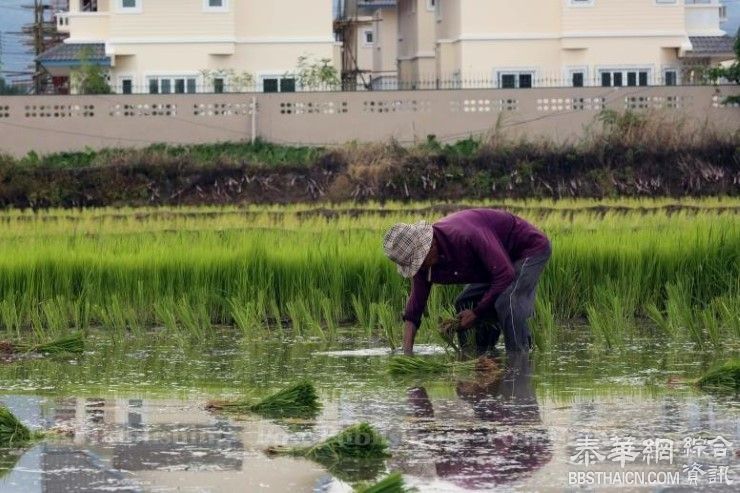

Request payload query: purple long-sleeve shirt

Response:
[403,209,550,327]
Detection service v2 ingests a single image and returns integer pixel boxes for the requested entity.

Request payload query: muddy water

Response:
[0,332,737,492]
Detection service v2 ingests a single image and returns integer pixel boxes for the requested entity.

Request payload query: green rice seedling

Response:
[699,306,722,349]
[320,296,338,341]
[0,298,21,339]
[351,294,371,335]
[387,356,494,376]
[0,448,23,479]
[355,472,416,493]
[153,299,179,333]
[8,333,85,355]
[267,422,390,461]
[286,300,305,336]
[645,303,674,338]
[695,359,740,393]
[175,298,211,337]
[97,297,128,333]
[587,287,634,349]
[0,406,33,446]
[373,303,398,352]
[531,297,556,351]
[207,382,321,418]
[72,298,91,333]
[40,297,69,336]
[229,298,263,335]
[664,281,703,347]
[713,296,740,339]
[268,299,284,331]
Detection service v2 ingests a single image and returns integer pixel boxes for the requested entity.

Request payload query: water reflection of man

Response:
[401,353,552,489]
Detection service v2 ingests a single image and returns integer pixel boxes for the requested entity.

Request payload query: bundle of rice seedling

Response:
[438,317,461,352]
[388,356,483,376]
[206,382,320,418]
[0,406,33,447]
[267,422,390,462]
[695,359,740,392]
[355,472,416,493]
[0,333,85,355]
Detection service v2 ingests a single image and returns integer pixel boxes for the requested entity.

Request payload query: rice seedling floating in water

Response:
[267,422,390,461]
[206,382,320,418]
[0,406,33,447]
[695,359,740,393]
[388,355,499,376]
[355,472,416,493]
[0,333,85,355]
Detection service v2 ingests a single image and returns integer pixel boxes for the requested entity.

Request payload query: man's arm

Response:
[402,275,432,354]
[469,233,516,318]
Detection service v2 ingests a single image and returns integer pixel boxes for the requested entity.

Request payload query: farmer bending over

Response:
[383,209,551,355]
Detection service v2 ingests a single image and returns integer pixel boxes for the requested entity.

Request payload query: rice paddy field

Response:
[0,198,738,492]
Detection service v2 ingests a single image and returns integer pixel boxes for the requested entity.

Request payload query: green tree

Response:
[708,28,740,104]
[295,55,340,91]
[0,78,23,95]
[70,47,112,95]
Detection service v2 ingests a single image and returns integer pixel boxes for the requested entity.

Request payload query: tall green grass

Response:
[0,201,735,349]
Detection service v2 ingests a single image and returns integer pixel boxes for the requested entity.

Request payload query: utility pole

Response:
[14,0,68,94]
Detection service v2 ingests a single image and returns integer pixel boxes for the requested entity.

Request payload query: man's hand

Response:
[459,309,477,330]
[402,320,417,355]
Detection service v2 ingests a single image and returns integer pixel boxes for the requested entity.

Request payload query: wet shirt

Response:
[403,209,550,327]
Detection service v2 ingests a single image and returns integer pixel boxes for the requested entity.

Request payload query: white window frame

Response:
[146,74,199,95]
[362,29,375,47]
[203,0,229,12]
[496,69,537,89]
[117,75,135,94]
[654,0,677,5]
[258,73,298,93]
[568,0,595,7]
[426,0,436,11]
[118,0,142,14]
[565,66,589,87]
[597,67,652,88]
[662,67,679,86]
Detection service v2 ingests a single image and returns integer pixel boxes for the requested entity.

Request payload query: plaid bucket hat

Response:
[383,221,434,278]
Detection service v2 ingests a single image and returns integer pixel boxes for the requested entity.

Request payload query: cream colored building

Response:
[43,0,340,94]
[402,0,735,88]
[336,0,399,89]
[396,0,437,87]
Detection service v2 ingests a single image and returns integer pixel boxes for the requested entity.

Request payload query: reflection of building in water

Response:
[0,395,329,492]
[41,445,139,493]
[393,353,553,490]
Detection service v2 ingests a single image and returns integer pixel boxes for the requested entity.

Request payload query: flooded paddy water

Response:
[0,330,736,492]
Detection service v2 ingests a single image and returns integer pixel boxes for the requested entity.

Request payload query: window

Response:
[119,0,141,13]
[213,78,225,94]
[121,79,132,94]
[600,69,649,87]
[664,70,677,86]
[363,29,374,46]
[427,0,436,11]
[572,72,584,88]
[498,72,534,89]
[203,0,228,12]
[148,76,197,94]
[262,76,296,93]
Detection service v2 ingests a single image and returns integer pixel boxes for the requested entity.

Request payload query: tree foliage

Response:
[70,47,112,95]
[295,55,340,90]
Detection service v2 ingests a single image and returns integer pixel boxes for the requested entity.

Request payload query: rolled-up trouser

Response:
[455,245,551,353]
